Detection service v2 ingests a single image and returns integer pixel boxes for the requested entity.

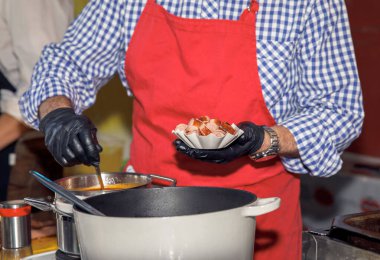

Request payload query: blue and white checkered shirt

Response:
[19,0,364,177]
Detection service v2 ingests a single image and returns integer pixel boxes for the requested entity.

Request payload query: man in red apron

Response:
[20,0,363,259]
[37,1,301,259]
[125,1,302,258]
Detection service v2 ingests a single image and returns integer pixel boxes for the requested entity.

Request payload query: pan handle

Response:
[148,174,177,187]
[241,197,281,217]
[24,197,72,218]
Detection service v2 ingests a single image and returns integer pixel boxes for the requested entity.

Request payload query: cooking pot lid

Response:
[77,187,257,217]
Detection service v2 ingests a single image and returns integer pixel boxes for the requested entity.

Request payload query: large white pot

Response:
[25,172,175,257]
[73,187,280,260]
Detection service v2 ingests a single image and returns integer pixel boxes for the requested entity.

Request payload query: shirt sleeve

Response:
[279,0,364,177]
[19,0,127,129]
[0,0,74,121]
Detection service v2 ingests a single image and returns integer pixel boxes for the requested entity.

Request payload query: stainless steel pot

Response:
[54,172,177,196]
[73,187,280,260]
[25,172,176,257]
[23,197,80,256]
[56,214,79,256]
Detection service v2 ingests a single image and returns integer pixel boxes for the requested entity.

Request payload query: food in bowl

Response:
[175,116,237,137]
[172,116,243,149]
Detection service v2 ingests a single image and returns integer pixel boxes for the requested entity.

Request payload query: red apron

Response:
[124,0,301,259]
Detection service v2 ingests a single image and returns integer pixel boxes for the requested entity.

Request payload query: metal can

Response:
[0,200,31,249]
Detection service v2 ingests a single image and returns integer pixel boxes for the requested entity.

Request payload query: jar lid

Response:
[0,200,27,209]
[0,200,31,217]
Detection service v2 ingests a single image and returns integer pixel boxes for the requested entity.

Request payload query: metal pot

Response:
[25,172,176,257]
[73,187,280,260]
[23,197,80,257]
[54,172,177,197]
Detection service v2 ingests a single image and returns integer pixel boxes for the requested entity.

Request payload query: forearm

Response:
[38,96,72,120]
[276,0,363,177]
[19,0,126,129]
[256,125,299,158]
[0,114,30,150]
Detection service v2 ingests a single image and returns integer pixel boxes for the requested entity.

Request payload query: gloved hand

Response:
[174,121,265,163]
[39,108,102,167]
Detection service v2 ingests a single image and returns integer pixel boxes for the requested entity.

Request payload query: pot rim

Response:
[73,186,260,219]
[54,172,176,197]
[55,171,153,182]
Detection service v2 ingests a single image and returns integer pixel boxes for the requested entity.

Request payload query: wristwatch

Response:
[249,127,280,161]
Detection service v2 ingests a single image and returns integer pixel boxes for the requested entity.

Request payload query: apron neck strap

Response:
[248,0,259,13]
[148,0,259,13]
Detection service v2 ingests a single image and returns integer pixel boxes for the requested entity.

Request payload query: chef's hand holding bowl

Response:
[174,121,264,163]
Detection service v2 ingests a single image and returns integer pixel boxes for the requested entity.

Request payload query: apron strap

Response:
[148,0,258,13]
[248,0,259,12]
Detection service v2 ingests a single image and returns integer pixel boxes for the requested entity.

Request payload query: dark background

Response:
[346,0,380,157]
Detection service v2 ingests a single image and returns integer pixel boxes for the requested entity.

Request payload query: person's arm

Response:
[1,0,74,122]
[19,0,127,128]
[0,114,29,150]
[0,0,74,150]
[0,12,29,150]
[38,96,72,119]
[278,0,364,177]
[19,0,129,166]
[175,0,363,175]
[265,125,298,157]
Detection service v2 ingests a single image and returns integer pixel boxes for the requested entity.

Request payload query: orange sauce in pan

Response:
[70,183,143,192]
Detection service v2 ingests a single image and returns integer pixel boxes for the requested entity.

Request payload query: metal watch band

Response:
[249,127,280,161]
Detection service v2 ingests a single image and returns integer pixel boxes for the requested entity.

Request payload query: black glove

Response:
[174,121,264,164]
[39,108,102,167]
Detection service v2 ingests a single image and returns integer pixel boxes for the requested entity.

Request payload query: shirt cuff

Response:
[279,113,343,177]
[19,77,81,129]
